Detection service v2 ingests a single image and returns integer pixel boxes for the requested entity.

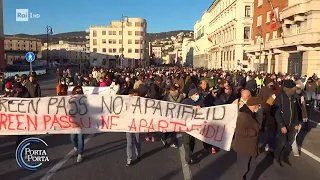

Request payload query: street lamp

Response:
[45,25,53,68]
[120,15,129,68]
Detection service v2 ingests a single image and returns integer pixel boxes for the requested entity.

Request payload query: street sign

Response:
[25,52,36,63]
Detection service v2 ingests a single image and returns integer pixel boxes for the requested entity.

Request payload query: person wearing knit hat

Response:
[273,79,300,167]
[233,97,261,180]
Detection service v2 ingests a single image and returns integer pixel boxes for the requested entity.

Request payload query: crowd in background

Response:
[1,66,320,179]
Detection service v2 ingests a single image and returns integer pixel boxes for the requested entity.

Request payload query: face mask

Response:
[194,94,200,102]
[125,77,130,82]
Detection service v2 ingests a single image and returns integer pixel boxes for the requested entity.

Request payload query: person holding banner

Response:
[70,85,85,163]
[181,88,203,165]
[126,89,142,166]
[233,97,261,180]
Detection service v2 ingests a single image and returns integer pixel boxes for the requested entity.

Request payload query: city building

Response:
[181,38,195,66]
[151,45,162,58]
[87,17,148,68]
[0,0,4,70]
[206,0,254,70]
[4,36,42,65]
[42,40,87,65]
[245,0,320,76]
[193,11,211,68]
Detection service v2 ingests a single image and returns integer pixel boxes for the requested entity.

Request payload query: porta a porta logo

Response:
[16,137,49,171]
[16,9,40,21]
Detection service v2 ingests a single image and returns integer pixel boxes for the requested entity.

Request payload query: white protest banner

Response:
[0,95,238,151]
[67,86,113,95]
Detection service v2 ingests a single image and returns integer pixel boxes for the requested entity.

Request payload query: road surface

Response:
[0,81,320,180]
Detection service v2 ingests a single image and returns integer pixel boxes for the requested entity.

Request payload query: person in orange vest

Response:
[56,78,68,96]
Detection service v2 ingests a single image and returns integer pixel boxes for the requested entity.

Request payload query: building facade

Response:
[42,40,87,64]
[0,0,4,70]
[87,17,148,68]
[193,11,211,68]
[4,36,42,65]
[246,0,320,76]
[206,0,254,70]
[181,38,195,66]
[245,0,288,72]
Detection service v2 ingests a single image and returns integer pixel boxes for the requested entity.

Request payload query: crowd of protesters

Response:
[1,66,320,179]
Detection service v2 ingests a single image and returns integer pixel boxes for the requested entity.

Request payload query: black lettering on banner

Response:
[17,100,29,113]
[194,108,204,120]
[68,97,78,116]
[181,105,194,120]
[145,99,155,114]
[132,97,142,114]
[112,96,123,115]
[165,102,176,118]
[28,99,40,114]
[8,100,20,113]
[56,97,67,115]
[78,96,88,116]
[207,106,226,120]
[176,104,182,119]
[101,96,112,114]
[0,99,8,112]
[48,97,58,114]
[153,101,162,116]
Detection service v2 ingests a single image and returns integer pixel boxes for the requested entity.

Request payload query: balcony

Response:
[294,15,305,22]
[85,36,90,40]
[281,0,320,20]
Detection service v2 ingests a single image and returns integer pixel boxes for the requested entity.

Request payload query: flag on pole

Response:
[207,33,213,43]
[270,9,277,30]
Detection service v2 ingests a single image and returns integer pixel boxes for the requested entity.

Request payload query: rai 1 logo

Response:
[16,137,49,171]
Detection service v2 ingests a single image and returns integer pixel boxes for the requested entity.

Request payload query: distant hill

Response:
[5,30,193,43]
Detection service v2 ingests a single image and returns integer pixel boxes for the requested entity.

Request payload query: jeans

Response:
[182,133,195,163]
[274,126,296,162]
[292,127,301,155]
[266,127,276,150]
[70,134,84,155]
[236,153,257,180]
[126,133,141,161]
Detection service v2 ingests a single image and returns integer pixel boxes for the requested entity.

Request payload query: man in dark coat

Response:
[233,97,261,180]
[273,79,300,167]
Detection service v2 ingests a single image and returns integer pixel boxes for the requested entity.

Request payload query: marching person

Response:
[232,90,251,110]
[56,78,68,96]
[70,85,85,163]
[126,89,142,166]
[233,97,261,180]
[273,79,301,167]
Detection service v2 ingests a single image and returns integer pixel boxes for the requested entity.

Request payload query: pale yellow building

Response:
[87,17,148,68]
[0,0,4,69]
[4,36,42,64]
[245,0,320,76]
[42,40,87,64]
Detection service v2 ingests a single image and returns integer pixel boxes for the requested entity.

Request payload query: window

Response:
[128,48,132,53]
[135,31,140,36]
[109,49,112,53]
[135,40,140,44]
[93,39,97,45]
[108,31,113,35]
[102,39,106,44]
[297,23,301,34]
[140,40,144,44]
[274,7,279,19]
[266,33,270,41]
[102,48,106,52]
[245,6,251,17]
[140,23,145,27]
[93,30,97,37]
[112,31,116,35]
[135,49,139,53]
[258,0,263,7]
[102,31,106,35]
[108,39,113,44]
[128,31,132,35]
[266,11,271,23]
[119,39,123,44]
[112,39,116,44]
[119,48,123,53]
[257,15,262,26]
[127,22,132,27]
[272,31,277,39]
[93,48,97,52]
[244,27,250,39]
[112,48,116,53]
[128,39,132,44]
[119,31,122,35]
[135,22,141,27]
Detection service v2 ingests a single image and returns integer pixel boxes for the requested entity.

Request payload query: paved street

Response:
[1,81,320,180]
